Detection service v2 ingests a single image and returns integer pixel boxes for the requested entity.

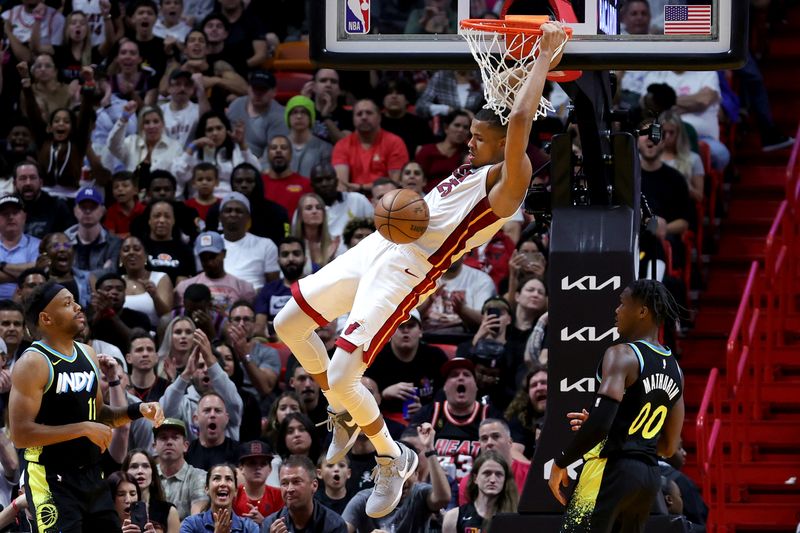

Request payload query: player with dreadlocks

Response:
[549,279,685,532]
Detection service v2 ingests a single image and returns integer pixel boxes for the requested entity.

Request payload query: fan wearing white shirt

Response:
[153,0,192,42]
[642,70,730,170]
[160,70,210,147]
[309,163,374,240]
[2,1,64,53]
[218,192,279,291]
[107,100,185,181]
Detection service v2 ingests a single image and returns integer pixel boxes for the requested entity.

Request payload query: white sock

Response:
[367,422,401,458]
[327,345,400,457]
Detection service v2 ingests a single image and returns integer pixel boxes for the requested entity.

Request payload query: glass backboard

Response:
[310,0,746,70]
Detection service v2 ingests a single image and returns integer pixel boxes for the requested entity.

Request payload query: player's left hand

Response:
[548,463,570,505]
[140,402,165,427]
[567,409,589,431]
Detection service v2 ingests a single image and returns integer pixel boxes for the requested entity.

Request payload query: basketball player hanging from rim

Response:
[549,279,686,533]
[9,282,165,532]
[273,22,568,519]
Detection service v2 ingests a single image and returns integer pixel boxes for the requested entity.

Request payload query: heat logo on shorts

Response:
[344,322,362,335]
[345,0,370,34]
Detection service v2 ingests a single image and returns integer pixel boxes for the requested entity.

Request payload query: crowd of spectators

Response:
[0,0,789,530]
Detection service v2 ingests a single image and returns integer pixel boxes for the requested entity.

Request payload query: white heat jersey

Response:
[410,163,512,267]
[69,0,105,47]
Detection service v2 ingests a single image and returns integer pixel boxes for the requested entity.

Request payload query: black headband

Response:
[29,283,66,325]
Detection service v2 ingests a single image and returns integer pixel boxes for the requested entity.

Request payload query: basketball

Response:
[373,189,430,244]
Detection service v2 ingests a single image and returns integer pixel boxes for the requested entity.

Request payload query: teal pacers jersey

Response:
[24,341,102,469]
[597,340,683,463]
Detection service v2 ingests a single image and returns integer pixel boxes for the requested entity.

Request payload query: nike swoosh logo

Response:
[52,359,62,366]
[404,268,418,278]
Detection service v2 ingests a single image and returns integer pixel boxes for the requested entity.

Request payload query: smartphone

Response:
[130,501,148,530]
[486,308,501,334]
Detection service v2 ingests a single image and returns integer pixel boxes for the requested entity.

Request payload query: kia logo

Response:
[560,326,620,342]
[561,275,622,291]
[560,377,596,393]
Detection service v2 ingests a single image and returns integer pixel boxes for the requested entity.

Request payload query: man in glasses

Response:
[225,300,280,398]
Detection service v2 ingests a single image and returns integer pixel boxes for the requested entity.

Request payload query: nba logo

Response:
[345,0,370,34]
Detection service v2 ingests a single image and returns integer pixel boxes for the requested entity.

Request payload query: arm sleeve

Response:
[555,394,620,468]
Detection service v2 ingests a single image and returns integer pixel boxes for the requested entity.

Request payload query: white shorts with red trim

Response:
[292,232,439,366]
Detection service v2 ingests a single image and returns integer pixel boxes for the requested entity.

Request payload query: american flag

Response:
[664,5,712,35]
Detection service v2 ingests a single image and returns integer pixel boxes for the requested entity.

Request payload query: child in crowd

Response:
[104,171,145,238]
[315,454,353,515]
[184,162,220,222]
[154,0,192,44]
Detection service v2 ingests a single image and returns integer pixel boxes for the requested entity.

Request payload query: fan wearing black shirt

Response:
[377,78,435,158]
[366,309,448,425]
[131,170,200,241]
[638,126,691,266]
[127,329,170,402]
[141,201,196,285]
[217,0,270,70]
[126,0,167,83]
[411,358,503,483]
[185,393,240,471]
[91,273,152,352]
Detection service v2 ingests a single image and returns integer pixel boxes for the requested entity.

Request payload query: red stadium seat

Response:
[272,41,313,71]
[274,71,313,104]
[431,343,457,359]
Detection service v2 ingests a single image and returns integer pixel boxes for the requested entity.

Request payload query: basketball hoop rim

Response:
[459,18,574,39]
[459,18,581,83]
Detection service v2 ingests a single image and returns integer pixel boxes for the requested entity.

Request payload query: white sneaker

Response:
[317,408,361,464]
[366,442,419,518]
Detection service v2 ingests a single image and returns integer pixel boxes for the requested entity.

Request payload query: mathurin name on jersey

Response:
[642,373,680,401]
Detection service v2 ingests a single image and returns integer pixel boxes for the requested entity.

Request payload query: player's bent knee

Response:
[273,299,311,341]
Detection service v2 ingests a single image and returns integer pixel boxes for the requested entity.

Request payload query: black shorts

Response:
[25,462,121,533]
[560,455,660,533]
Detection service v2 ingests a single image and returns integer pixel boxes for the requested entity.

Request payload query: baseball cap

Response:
[248,70,276,89]
[153,418,187,437]
[75,186,103,205]
[220,191,250,213]
[0,195,23,211]
[239,440,274,462]
[195,231,225,255]
[441,357,475,379]
[400,309,421,326]
[170,69,193,82]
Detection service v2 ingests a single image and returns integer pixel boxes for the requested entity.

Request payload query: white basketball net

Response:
[460,25,566,125]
